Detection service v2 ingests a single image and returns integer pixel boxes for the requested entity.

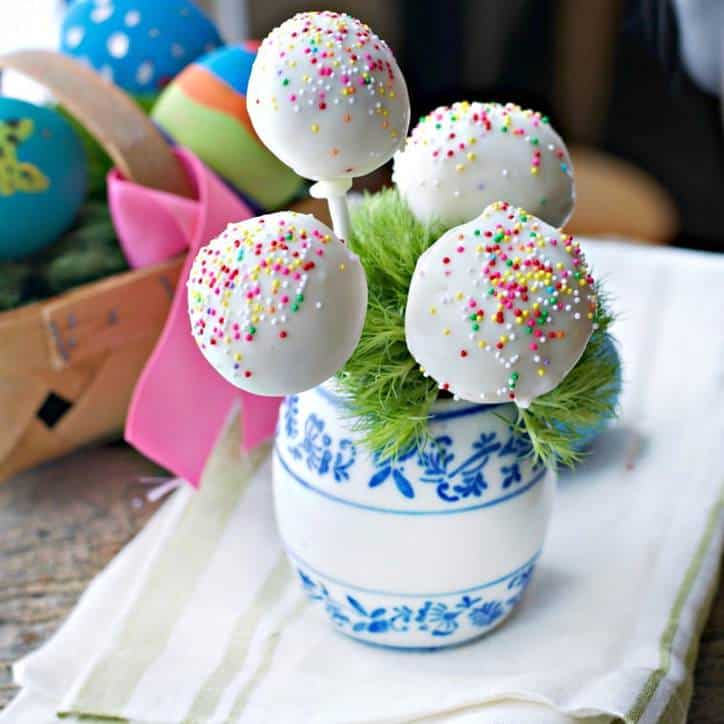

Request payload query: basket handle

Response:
[0,49,194,198]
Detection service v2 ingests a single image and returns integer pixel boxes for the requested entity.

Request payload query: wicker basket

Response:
[0,258,183,481]
[0,50,193,482]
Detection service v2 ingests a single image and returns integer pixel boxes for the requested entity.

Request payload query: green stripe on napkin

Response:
[629,490,724,723]
[67,411,269,718]
[183,556,291,723]
[227,598,309,722]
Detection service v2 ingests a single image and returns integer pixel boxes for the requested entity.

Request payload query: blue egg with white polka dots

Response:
[0,98,87,260]
[61,0,223,94]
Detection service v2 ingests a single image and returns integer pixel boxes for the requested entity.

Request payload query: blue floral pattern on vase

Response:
[296,559,535,642]
[283,394,299,438]
[275,386,554,649]
[418,432,502,502]
[368,445,418,499]
[282,392,542,504]
[287,407,357,483]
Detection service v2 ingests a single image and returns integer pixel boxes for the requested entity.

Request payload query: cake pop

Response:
[393,101,574,228]
[188,212,368,396]
[247,11,410,238]
[405,202,596,407]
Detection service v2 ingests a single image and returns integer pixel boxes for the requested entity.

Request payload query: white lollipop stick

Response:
[310,178,352,241]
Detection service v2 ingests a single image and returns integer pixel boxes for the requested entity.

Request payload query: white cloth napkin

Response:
[3,240,724,724]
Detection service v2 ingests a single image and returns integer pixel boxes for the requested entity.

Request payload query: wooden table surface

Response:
[0,444,164,713]
[0,445,722,722]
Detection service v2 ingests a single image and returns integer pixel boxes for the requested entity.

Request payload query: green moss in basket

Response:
[0,201,128,311]
[34,201,128,295]
[0,262,32,311]
[336,189,619,469]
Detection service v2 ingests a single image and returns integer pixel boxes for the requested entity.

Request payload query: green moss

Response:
[517,288,618,468]
[337,189,619,468]
[0,201,128,311]
[0,262,32,311]
[336,189,445,460]
[35,201,127,294]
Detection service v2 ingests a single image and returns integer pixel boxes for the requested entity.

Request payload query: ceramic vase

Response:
[273,383,555,649]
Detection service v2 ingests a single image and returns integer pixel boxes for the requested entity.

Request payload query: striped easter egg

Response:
[151,43,303,211]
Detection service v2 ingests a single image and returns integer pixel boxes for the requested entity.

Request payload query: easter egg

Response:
[405,202,596,407]
[61,0,223,94]
[247,11,410,182]
[0,99,87,260]
[393,101,575,228]
[187,212,368,396]
[152,43,304,210]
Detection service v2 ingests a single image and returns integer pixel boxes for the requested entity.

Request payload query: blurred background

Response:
[212,0,724,251]
[2,0,722,250]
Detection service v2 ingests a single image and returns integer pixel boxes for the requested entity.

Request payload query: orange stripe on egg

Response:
[178,65,259,141]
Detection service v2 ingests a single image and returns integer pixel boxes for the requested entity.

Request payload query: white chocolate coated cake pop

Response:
[405,202,596,407]
[188,212,368,396]
[393,101,575,228]
[247,11,410,181]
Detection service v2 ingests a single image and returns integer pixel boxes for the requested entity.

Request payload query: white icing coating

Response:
[247,11,410,181]
[188,212,368,396]
[404,202,596,407]
[393,101,575,228]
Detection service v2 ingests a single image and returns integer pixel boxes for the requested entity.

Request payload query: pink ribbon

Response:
[109,148,282,486]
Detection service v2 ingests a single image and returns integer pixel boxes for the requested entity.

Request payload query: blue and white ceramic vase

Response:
[273,383,555,649]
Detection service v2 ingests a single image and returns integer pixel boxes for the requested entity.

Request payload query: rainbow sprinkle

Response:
[188,213,343,383]
[404,101,569,180]
[251,11,408,175]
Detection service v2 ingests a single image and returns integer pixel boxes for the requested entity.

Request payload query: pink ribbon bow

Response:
[109,148,282,486]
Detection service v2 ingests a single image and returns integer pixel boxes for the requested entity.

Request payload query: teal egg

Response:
[571,335,622,451]
[0,99,87,260]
